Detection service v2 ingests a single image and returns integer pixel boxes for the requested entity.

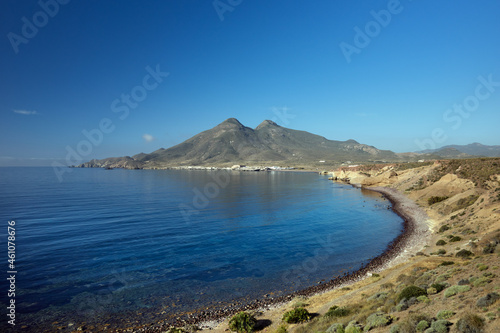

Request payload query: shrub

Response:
[229,312,256,333]
[436,310,455,320]
[416,320,429,332]
[417,295,430,303]
[483,242,497,254]
[476,292,500,307]
[429,319,451,333]
[477,264,488,271]
[427,287,437,295]
[438,261,455,266]
[326,323,344,333]
[431,283,446,293]
[397,285,427,302]
[368,292,388,302]
[444,285,470,298]
[436,240,447,246]
[282,307,310,324]
[450,236,462,242]
[473,276,492,287]
[437,249,446,255]
[456,313,485,333]
[325,306,350,318]
[428,196,449,205]
[439,225,450,233]
[456,249,473,258]
[364,312,392,331]
[456,195,479,210]
[344,322,362,333]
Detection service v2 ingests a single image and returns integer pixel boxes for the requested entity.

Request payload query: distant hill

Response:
[418,143,500,158]
[76,119,499,169]
[77,118,401,168]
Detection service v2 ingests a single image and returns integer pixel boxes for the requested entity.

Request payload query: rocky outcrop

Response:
[79,156,144,169]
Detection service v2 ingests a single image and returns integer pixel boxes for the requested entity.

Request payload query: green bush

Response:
[450,236,462,242]
[429,319,451,333]
[345,322,362,333]
[456,313,485,333]
[397,285,427,302]
[439,225,450,233]
[473,276,492,287]
[325,323,344,333]
[436,239,447,246]
[477,264,488,271]
[417,295,430,303]
[428,196,449,205]
[456,249,473,258]
[229,312,256,333]
[438,261,455,266]
[444,285,470,298]
[437,249,446,255]
[325,305,350,318]
[364,312,392,331]
[416,320,429,332]
[282,307,310,324]
[436,310,455,320]
[431,283,446,293]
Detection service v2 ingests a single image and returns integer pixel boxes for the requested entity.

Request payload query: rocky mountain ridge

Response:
[77,118,401,169]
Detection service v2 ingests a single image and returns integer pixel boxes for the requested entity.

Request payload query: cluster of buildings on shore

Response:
[167,165,296,172]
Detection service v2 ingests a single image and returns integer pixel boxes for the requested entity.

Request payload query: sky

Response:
[1,0,499,166]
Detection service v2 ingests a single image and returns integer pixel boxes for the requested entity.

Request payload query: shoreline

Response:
[143,184,431,332]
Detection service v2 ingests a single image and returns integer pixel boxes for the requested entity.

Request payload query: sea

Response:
[0,167,403,331]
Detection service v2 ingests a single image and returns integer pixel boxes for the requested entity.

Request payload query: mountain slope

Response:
[418,143,500,157]
[77,118,400,168]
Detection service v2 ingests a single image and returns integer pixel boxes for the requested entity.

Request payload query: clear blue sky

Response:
[1,0,499,166]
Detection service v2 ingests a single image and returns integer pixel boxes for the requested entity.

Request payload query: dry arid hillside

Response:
[197,158,500,333]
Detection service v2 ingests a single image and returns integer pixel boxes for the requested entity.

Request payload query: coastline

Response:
[35,175,430,333]
[172,184,432,332]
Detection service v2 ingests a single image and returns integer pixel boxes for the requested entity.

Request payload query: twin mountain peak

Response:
[77,118,495,169]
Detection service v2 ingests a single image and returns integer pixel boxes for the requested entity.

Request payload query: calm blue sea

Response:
[0,167,402,330]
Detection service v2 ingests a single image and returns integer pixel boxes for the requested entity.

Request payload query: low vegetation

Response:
[456,313,485,333]
[229,312,256,333]
[428,196,449,205]
[397,285,427,302]
[282,307,310,324]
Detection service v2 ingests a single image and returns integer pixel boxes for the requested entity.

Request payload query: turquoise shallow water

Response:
[0,167,402,329]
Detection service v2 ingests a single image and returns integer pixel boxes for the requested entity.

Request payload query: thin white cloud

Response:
[14,109,38,115]
[142,134,154,142]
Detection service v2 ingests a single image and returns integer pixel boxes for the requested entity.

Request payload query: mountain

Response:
[77,118,401,168]
[418,143,500,158]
